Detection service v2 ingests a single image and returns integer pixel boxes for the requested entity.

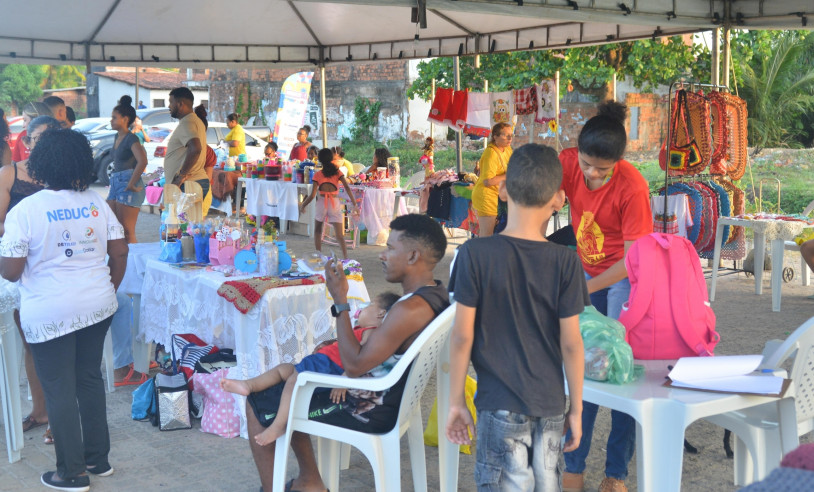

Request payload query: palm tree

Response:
[737,31,814,152]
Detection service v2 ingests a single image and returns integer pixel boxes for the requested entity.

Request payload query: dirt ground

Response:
[2,204,813,491]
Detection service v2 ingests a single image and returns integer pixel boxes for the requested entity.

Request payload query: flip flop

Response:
[114,366,149,387]
[22,414,47,432]
[43,427,54,445]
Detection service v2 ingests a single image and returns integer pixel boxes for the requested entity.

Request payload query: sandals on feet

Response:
[22,414,47,432]
[43,427,54,445]
[115,365,149,387]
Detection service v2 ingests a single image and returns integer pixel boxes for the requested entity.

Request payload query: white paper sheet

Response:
[668,355,784,395]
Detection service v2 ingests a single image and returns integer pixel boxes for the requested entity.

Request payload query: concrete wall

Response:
[208,62,411,141]
[43,88,87,119]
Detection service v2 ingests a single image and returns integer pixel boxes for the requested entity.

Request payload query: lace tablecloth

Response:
[726,217,813,241]
[137,259,370,437]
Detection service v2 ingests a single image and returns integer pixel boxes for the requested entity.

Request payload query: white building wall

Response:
[406,59,449,141]
[98,78,208,117]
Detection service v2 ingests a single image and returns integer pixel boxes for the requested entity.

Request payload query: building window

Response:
[629,106,640,140]
[153,99,165,108]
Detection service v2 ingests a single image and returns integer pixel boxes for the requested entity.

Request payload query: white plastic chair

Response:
[272,303,457,492]
[704,316,814,486]
[782,198,814,286]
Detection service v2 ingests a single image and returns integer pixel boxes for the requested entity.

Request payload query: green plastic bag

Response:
[579,306,638,384]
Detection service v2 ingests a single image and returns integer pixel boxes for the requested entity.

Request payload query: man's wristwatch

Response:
[330,303,351,317]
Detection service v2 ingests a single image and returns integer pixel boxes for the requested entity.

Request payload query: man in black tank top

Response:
[247,214,450,492]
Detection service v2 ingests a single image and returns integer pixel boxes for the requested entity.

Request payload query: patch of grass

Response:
[341,138,483,178]
[629,150,814,215]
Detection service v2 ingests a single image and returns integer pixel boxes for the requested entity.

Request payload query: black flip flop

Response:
[22,414,47,432]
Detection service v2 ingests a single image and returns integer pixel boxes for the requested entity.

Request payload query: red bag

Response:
[618,233,719,360]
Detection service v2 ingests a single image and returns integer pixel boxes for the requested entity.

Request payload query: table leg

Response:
[234,180,244,218]
[0,319,23,463]
[777,397,799,456]
[436,334,460,492]
[130,294,151,374]
[635,402,687,492]
[710,221,725,302]
[770,239,785,312]
[753,232,766,295]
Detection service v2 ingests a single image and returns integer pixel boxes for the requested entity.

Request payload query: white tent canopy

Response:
[1,0,812,68]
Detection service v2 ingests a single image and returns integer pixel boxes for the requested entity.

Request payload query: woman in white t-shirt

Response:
[0,128,128,491]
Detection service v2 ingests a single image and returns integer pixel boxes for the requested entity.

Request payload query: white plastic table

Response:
[710,217,813,312]
[436,360,799,492]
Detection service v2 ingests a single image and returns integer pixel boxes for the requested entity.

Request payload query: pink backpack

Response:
[618,233,719,360]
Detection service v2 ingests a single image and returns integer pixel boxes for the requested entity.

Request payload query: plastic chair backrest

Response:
[352,163,365,175]
[762,316,814,426]
[802,199,814,217]
[404,171,425,190]
[394,303,456,425]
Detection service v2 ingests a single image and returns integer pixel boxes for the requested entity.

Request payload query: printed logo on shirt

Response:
[62,230,71,241]
[576,211,606,265]
[65,248,73,257]
[85,227,95,239]
[47,204,97,222]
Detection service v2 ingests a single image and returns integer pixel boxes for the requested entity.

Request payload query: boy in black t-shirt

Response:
[447,144,589,491]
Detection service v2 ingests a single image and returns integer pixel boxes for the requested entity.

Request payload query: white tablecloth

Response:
[120,242,162,295]
[137,259,370,436]
[337,186,408,245]
[244,179,301,222]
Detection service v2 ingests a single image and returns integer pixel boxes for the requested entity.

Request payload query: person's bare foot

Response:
[254,423,285,446]
[220,378,251,396]
[114,365,146,384]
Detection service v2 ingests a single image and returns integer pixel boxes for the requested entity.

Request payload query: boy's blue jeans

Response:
[476,409,564,492]
[563,274,636,480]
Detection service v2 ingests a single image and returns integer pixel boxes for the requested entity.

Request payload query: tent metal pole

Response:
[320,63,328,148]
[722,27,731,88]
[429,78,435,139]
[554,70,560,153]
[135,67,139,110]
[711,28,720,87]
[611,71,617,102]
[454,55,462,174]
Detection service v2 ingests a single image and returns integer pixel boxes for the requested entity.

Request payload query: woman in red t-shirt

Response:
[289,125,312,162]
[560,101,652,492]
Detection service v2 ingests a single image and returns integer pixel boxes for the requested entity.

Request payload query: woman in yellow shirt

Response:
[471,122,513,236]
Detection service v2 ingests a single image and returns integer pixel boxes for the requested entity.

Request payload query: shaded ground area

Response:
[2,202,813,491]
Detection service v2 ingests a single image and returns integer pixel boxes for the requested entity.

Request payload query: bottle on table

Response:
[256,229,279,276]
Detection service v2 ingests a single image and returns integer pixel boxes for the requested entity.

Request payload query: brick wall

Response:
[513,93,667,152]
[208,61,409,141]
[44,88,88,119]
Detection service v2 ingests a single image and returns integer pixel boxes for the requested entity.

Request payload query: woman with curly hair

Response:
[0,115,58,443]
[365,147,391,177]
[0,108,11,167]
[0,128,128,491]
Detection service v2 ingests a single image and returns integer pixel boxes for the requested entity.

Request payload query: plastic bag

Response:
[424,375,477,454]
[158,241,183,263]
[580,305,637,384]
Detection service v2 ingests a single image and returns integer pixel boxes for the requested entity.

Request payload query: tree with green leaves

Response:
[730,30,814,150]
[0,64,45,112]
[406,37,709,102]
[40,65,86,90]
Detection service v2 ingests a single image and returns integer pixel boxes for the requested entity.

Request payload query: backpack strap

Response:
[620,234,658,329]
[667,236,719,356]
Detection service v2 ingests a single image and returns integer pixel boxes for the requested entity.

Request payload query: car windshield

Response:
[146,127,172,142]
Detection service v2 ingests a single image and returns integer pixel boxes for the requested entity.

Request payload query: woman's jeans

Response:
[563,274,636,480]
